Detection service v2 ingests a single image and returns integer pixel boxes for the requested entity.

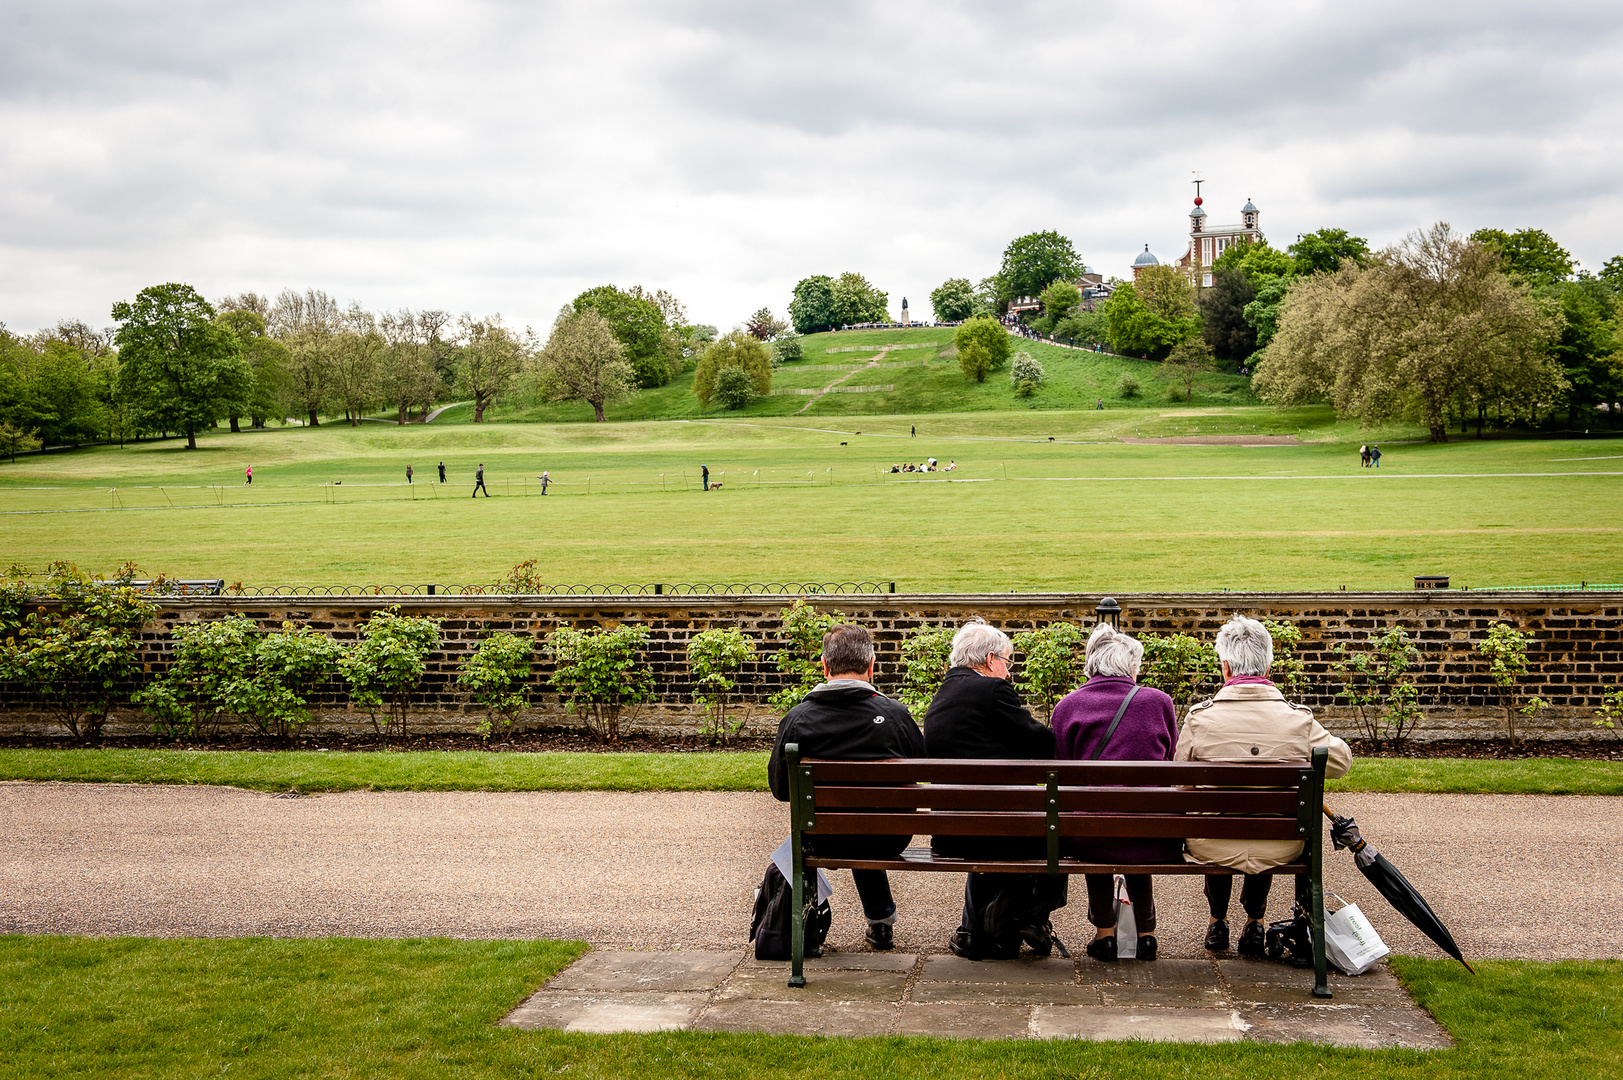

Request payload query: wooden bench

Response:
[782,744,1332,998]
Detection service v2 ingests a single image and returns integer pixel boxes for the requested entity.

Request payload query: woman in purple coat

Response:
[1050,623,1179,962]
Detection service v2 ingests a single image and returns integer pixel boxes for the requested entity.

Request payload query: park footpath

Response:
[4,784,1618,1047]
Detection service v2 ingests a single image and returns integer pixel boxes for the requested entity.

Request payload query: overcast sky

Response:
[4,0,1621,334]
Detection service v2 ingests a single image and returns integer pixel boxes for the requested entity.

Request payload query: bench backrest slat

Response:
[806,810,1304,840]
[812,783,1300,815]
[805,758,1311,786]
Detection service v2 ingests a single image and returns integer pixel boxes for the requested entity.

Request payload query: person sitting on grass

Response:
[1178,615,1352,956]
[768,624,923,951]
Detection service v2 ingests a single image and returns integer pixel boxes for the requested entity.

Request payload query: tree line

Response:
[1,282,719,450]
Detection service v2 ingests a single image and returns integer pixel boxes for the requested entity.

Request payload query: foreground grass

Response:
[1,748,1618,795]
[0,937,1618,1079]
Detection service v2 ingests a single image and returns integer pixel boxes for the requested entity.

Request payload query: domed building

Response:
[1130,244,1160,281]
[1176,190,1262,286]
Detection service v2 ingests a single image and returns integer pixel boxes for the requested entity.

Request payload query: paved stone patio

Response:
[502,948,1452,1048]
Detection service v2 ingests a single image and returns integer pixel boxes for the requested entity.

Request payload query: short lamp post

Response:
[1095,597,1122,629]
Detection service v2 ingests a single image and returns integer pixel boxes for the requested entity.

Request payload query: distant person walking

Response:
[1371,445,1382,469]
[406,465,413,484]
[1359,445,1370,468]
[244,465,252,485]
[438,461,446,483]
[538,471,550,494]
[472,463,489,497]
[911,425,916,438]
[701,464,710,491]
[1096,397,1104,410]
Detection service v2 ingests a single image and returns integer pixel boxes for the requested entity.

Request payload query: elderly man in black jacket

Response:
[769,623,923,950]
[925,617,1067,959]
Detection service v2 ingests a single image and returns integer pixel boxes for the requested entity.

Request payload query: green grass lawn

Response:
[1,748,1616,796]
[1,936,1618,1079]
[2,403,1620,590]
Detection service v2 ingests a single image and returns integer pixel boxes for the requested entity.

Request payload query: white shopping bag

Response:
[769,837,833,903]
[1323,894,1389,975]
[1113,875,1137,959]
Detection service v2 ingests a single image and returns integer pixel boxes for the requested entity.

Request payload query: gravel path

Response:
[2,784,1616,961]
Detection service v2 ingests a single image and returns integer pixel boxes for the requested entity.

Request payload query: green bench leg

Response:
[789,834,806,988]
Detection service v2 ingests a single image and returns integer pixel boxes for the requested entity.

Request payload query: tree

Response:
[1010,351,1044,395]
[457,632,535,739]
[378,309,442,424]
[1200,268,1258,362]
[972,275,1005,317]
[216,310,289,430]
[694,331,772,409]
[329,303,383,425]
[547,623,656,741]
[688,627,755,743]
[929,278,975,322]
[1242,277,1291,349]
[771,332,804,365]
[1163,339,1215,402]
[1547,279,1621,430]
[1037,280,1081,321]
[788,275,836,333]
[1288,229,1372,275]
[829,271,889,325]
[1330,624,1423,749]
[456,314,532,423]
[572,285,679,388]
[953,316,1011,382]
[746,307,789,340]
[112,283,249,449]
[1477,622,1537,744]
[0,420,41,461]
[534,308,635,422]
[268,288,341,426]
[1470,227,1574,286]
[999,231,1084,301]
[1599,256,1623,294]
[1255,224,1560,442]
[1100,270,1199,358]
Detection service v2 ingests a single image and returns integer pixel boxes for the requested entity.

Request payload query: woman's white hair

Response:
[1215,614,1274,676]
[1083,622,1144,679]
[949,617,1011,670]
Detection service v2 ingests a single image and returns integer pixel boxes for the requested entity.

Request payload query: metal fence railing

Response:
[217,581,898,597]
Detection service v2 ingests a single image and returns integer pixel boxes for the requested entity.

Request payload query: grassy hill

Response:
[456,327,1258,425]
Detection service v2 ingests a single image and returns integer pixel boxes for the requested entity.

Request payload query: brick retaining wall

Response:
[3,591,1619,741]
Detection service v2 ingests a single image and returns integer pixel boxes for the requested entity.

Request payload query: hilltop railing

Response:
[211,581,898,597]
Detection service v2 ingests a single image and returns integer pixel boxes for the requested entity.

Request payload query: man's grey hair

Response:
[822,623,875,677]
[948,617,1012,670]
[1084,622,1144,679]
[1215,615,1274,676]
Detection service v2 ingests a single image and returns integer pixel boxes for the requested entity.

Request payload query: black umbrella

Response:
[1324,805,1475,974]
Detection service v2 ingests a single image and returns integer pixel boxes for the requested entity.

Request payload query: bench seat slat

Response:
[803,845,1311,875]
[813,784,1300,815]
[807,812,1303,840]
[804,758,1310,786]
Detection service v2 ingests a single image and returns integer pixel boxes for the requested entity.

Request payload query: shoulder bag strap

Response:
[1090,684,1143,760]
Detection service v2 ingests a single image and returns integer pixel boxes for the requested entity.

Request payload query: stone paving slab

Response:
[501,948,1452,1047]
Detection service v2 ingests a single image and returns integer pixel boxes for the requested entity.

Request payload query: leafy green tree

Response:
[339,607,441,741]
[694,331,772,409]
[768,600,842,712]
[137,615,261,738]
[1200,268,1258,362]
[1163,339,1215,402]
[1115,372,1140,398]
[1010,351,1044,396]
[929,278,975,322]
[0,562,155,742]
[829,272,889,325]
[953,316,1011,382]
[788,276,836,333]
[0,420,41,461]
[1101,276,1198,358]
[547,623,655,741]
[1598,256,1623,294]
[1242,277,1291,349]
[1470,227,1574,286]
[1038,280,1080,321]
[1546,279,1620,429]
[1012,622,1086,720]
[688,627,756,743]
[267,288,340,427]
[457,314,533,423]
[1256,224,1560,442]
[1330,624,1423,749]
[248,622,349,738]
[897,625,955,715]
[534,308,636,422]
[999,231,1084,301]
[457,632,535,739]
[216,310,290,430]
[572,285,679,388]
[329,304,384,426]
[770,332,804,365]
[1211,238,1294,287]
[1477,622,1537,744]
[112,283,250,449]
[972,276,1005,317]
[1288,229,1372,275]
[745,308,789,341]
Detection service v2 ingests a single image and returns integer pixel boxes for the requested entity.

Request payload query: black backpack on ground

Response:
[749,863,831,961]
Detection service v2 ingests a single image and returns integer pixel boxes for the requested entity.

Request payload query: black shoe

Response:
[865,922,893,950]
[1136,935,1158,962]
[1238,920,1267,958]
[1085,935,1118,962]
[1203,920,1230,952]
